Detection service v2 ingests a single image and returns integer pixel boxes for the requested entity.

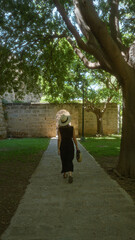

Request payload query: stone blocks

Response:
[1,103,118,138]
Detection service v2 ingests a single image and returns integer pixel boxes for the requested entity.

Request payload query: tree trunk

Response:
[117,72,135,178]
[96,113,104,136]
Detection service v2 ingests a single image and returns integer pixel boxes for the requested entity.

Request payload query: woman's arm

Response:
[58,128,61,155]
[73,127,79,150]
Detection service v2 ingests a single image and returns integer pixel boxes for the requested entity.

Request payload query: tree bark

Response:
[96,113,104,136]
[117,72,135,178]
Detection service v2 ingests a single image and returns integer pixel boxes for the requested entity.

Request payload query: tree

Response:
[85,71,120,136]
[51,0,135,178]
[0,0,135,177]
[40,67,121,136]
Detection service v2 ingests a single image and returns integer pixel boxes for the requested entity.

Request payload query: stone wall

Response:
[4,103,118,138]
[0,100,7,139]
[3,91,41,103]
[5,103,79,138]
[79,103,118,136]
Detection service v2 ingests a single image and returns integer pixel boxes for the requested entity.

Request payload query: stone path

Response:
[1,139,135,240]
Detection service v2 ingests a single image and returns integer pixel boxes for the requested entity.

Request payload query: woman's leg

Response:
[63,172,67,178]
[68,171,73,183]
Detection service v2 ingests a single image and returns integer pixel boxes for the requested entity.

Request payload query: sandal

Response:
[63,173,67,178]
[68,176,73,183]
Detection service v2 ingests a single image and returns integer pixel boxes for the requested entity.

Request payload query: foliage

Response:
[40,61,122,105]
[0,0,66,95]
[85,70,121,105]
[40,55,89,102]
[0,0,134,96]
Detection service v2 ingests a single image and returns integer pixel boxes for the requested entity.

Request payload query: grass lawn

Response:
[0,138,50,162]
[80,135,135,204]
[0,138,50,236]
[80,135,121,157]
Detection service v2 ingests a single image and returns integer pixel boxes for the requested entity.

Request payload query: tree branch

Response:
[67,37,101,69]
[109,0,120,41]
[101,96,113,113]
[41,32,67,41]
[86,96,113,116]
[74,47,101,69]
[75,0,129,82]
[85,101,96,113]
[52,0,88,51]
[103,76,120,91]
[108,0,128,54]
[53,0,113,73]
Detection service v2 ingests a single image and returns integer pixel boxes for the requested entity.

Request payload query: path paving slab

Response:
[1,139,135,240]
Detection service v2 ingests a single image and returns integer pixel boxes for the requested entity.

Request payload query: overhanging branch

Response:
[74,48,101,69]
[67,37,101,69]
[53,0,113,73]
[75,0,129,80]
[108,0,128,54]
[53,0,88,52]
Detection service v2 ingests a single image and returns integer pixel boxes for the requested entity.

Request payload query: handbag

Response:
[76,149,82,162]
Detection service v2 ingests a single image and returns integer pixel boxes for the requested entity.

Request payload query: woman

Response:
[58,114,79,183]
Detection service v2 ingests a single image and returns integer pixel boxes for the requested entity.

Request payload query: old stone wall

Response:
[0,100,7,139]
[4,103,118,138]
[4,103,79,138]
[79,103,118,136]
[3,91,41,103]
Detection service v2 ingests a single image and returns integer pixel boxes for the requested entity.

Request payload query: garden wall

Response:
[3,103,118,138]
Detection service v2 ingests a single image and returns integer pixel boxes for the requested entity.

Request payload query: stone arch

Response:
[56,109,70,136]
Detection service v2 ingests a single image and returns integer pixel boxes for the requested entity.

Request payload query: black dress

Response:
[59,125,74,173]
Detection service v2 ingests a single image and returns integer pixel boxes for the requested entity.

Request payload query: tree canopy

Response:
[0,0,73,95]
[1,0,134,94]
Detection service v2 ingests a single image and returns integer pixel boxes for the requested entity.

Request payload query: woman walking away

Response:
[58,114,79,183]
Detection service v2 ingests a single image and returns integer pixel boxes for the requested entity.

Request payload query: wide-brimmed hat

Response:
[59,114,71,126]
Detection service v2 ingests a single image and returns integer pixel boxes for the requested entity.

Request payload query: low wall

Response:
[3,103,118,138]
[4,103,79,138]
[0,100,7,139]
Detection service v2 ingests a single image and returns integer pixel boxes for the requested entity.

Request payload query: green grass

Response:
[0,138,50,162]
[80,135,121,157]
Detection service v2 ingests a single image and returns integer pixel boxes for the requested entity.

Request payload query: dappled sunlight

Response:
[84,135,121,141]
[80,135,121,157]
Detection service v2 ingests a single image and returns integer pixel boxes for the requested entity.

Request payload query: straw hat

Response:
[59,114,71,126]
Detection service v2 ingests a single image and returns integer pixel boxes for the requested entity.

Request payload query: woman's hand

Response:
[58,129,61,156]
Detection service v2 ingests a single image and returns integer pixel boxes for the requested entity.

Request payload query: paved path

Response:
[1,139,135,240]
